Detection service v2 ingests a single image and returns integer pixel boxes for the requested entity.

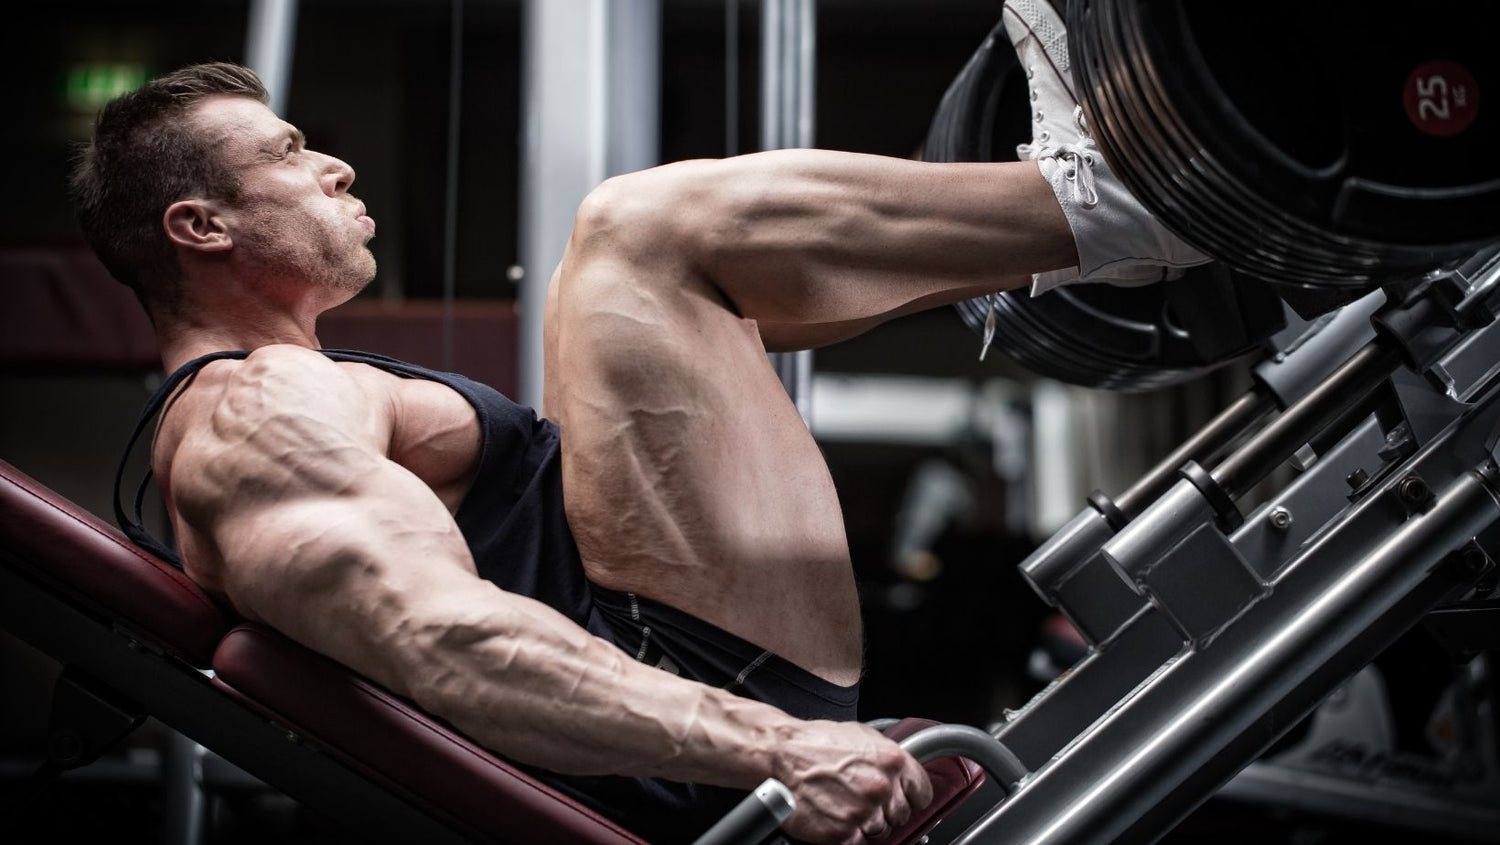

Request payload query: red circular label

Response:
[1403,60,1480,138]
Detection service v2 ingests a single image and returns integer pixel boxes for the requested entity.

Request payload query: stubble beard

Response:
[241,209,377,296]
[331,246,378,295]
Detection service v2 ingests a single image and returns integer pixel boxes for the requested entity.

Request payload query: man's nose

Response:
[320,153,356,196]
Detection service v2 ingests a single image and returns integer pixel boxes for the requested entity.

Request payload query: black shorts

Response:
[523,587,860,844]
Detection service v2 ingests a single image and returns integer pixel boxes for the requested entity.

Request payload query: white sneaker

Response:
[1001,0,1210,295]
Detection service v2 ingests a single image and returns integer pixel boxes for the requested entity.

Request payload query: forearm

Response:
[395,579,802,788]
[374,562,931,845]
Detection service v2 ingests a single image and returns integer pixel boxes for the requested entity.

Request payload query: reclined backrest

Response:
[0,456,986,843]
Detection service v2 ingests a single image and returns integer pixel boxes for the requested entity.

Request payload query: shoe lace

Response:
[979,293,998,361]
[1019,105,1099,209]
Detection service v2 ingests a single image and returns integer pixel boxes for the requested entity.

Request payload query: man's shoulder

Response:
[202,344,396,393]
[166,343,332,383]
[239,343,341,374]
[160,345,329,415]
[164,344,393,438]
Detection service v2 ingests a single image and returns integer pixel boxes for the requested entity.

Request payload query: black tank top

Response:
[113,348,612,641]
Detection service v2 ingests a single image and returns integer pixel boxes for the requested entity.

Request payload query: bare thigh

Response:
[545,252,863,687]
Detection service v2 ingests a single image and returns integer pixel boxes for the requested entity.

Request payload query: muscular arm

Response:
[169,345,928,840]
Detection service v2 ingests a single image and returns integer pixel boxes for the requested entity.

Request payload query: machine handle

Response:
[692,723,1027,845]
[691,777,796,845]
[898,723,1028,792]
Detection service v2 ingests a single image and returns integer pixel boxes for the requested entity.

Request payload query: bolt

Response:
[1443,544,1491,587]
[1476,564,1499,596]
[1399,475,1431,505]
[1267,507,1293,531]
[1457,545,1488,576]
[50,730,84,765]
[1346,468,1370,490]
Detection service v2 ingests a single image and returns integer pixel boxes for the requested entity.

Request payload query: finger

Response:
[902,756,934,810]
[860,816,890,841]
[884,787,912,831]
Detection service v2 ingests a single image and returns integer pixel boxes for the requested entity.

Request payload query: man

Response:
[73,2,1205,842]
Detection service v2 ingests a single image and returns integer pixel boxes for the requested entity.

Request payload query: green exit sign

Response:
[63,64,148,111]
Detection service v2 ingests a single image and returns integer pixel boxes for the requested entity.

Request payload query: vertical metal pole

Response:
[760,0,817,422]
[607,1,661,178]
[160,730,206,845]
[244,0,299,116]
[520,0,603,412]
[519,0,660,412]
[1031,380,1078,536]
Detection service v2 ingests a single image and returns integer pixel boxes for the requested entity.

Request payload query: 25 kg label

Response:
[1404,59,1480,138]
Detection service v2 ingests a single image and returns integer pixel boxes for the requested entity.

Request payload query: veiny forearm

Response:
[395,576,798,787]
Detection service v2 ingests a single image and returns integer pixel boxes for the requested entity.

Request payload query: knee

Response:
[569,169,676,263]
[566,160,727,270]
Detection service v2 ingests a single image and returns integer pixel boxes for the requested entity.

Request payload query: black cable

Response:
[725,0,738,157]
[442,0,464,372]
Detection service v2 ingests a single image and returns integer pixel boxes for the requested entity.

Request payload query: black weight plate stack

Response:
[927,21,1285,391]
[1070,0,1500,290]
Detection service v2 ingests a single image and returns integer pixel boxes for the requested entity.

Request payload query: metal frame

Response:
[888,249,1500,844]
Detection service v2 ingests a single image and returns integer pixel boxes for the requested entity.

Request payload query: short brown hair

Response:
[69,62,268,317]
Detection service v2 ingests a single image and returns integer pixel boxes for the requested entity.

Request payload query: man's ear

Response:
[163,199,232,253]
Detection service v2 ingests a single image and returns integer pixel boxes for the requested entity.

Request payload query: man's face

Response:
[191,95,377,298]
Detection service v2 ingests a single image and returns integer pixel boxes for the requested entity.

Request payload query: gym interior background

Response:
[0,1,1477,843]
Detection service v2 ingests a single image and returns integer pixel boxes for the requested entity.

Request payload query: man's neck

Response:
[155,266,363,372]
[156,303,325,374]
